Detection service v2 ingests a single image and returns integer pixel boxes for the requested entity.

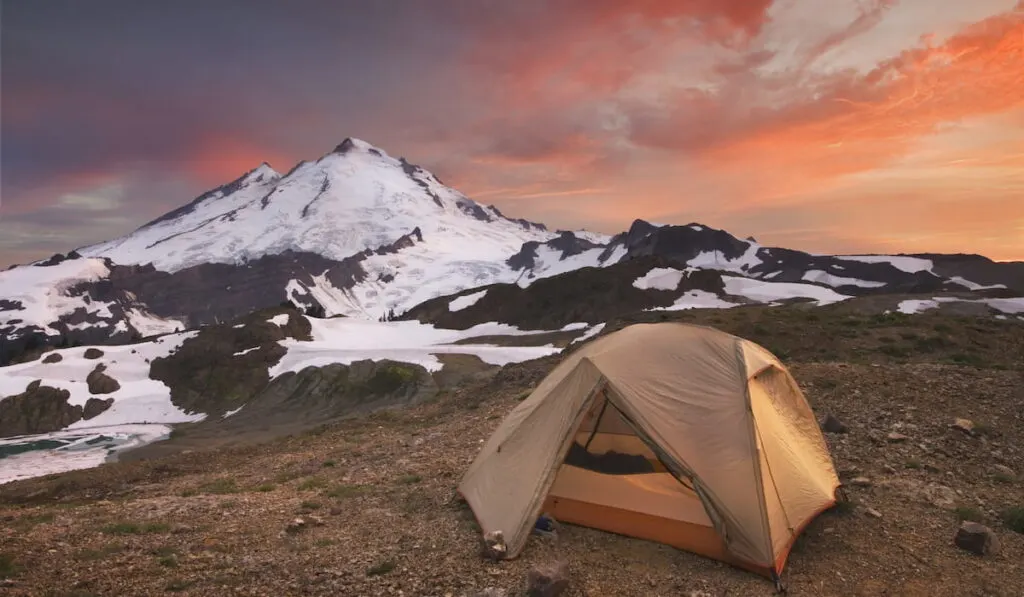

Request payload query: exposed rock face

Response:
[148,306,311,416]
[83,348,104,359]
[0,382,82,438]
[42,352,63,364]
[402,256,726,331]
[83,397,114,420]
[954,521,1001,556]
[86,364,121,394]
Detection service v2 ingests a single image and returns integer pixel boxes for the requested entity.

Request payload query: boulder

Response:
[850,477,873,487]
[954,521,1000,556]
[42,352,63,364]
[83,397,114,420]
[526,560,570,597]
[822,413,848,434]
[481,530,507,561]
[0,383,82,437]
[83,348,104,359]
[886,432,909,443]
[87,364,121,394]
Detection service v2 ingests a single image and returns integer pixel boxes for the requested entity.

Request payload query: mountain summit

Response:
[80,138,551,273]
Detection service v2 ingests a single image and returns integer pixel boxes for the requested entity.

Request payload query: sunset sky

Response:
[2,0,1022,267]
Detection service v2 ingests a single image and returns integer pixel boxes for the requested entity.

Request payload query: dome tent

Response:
[458,322,841,588]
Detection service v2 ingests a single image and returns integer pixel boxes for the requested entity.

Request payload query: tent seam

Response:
[738,339,775,569]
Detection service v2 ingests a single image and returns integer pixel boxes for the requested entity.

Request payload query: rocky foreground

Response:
[1,307,1022,596]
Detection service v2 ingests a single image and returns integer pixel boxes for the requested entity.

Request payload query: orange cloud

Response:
[688,6,1024,193]
[184,137,296,186]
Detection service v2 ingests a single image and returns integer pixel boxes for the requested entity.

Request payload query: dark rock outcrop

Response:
[83,397,114,420]
[402,256,726,331]
[87,364,121,394]
[83,348,104,359]
[0,382,81,438]
[148,306,311,416]
[42,352,63,364]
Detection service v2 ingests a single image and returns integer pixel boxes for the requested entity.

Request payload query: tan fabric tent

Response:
[458,322,840,581]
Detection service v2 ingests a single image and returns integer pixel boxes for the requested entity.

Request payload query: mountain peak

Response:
[332,137,382,156]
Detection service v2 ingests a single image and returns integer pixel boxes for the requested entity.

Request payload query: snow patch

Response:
[0,331,204,428]
[234,346,259,357]
[449,290,487,312]
[723,277,851,305]
[125,308,184,338]
[801,270,886,288]
[269,313,290,326]
[649,290,739,311]
[840,255,934,274]
[0,258,115,338]
[571,323,606,344]
[633,267,689,291]
[948,276,1008,291]
[687,241,762,273]
[268,318,561,377]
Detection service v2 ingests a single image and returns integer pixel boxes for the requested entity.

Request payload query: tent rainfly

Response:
[458,322,841,588]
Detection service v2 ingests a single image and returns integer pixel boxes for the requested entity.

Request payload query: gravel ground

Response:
[2,313,1022,597]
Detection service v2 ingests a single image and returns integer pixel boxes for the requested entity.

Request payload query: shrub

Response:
[101,521,170,535]
[1002,506,1024,533]
[954,506,984,523]
[298,477,328,491]
[199,478,239,495]
[0,553,19,579]
[398,474,422,485]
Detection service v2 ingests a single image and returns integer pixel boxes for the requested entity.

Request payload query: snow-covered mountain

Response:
[2,137,1023,366]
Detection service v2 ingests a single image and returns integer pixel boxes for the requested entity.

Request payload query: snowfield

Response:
[268,318,567,377]
[723,277,852,305]
[839,255,934,274]
[897,296,1024,315]
[0,332,205,428]
[0,258,116,339]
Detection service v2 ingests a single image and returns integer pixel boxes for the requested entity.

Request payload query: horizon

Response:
[2,0,1023,267]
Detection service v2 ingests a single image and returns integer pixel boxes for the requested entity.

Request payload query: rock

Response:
[954,521,1000,556]
[850,477,873,487]
[285,518,308,534]
[83,397,114,420]
[526,560,570,597]
[83,347,104,359]
[992,464,1016,479]
[865,507,883,518]
[923,483,958,509]
[886,432,909,443]
[42,352,63,364]
[86,364,121,394]
[951,418,974,435]
[481,530,507,560]
[472,589,507,597]
[0,383,82,438]
[822,413,848,434]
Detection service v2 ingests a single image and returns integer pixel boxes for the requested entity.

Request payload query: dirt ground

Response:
[1,308,1022,597]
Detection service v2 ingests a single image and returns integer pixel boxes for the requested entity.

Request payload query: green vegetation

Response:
[904,459,922,470]
[364,364,417,395]
[322,459,337,467]
[324,483,367,499]
[954,506,984,523]
[1002,506,1024,533]
[198,477,239,495]
[398,474,422,484]
[994,472,1015,484]
[297,476,328,491]
[256,483,276,492]
[165,579,194,592]
[300,500,321,511]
